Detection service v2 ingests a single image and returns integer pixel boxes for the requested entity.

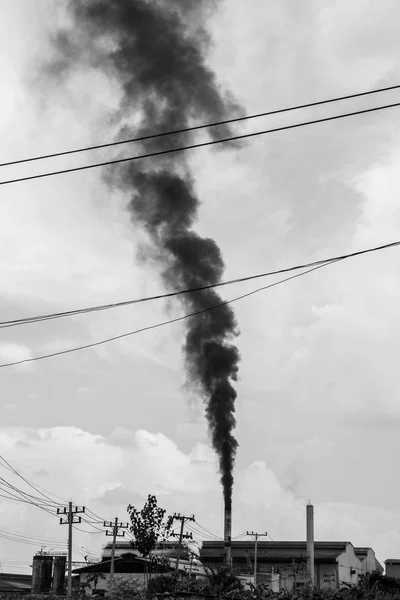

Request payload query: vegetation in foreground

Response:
[4,569,400,600]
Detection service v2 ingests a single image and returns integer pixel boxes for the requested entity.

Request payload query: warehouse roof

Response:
[385,559,400,564]
[354,547,371,558]
[200,541,352,563]
[0,573,32,593]
[73,554,154,574]
[73,553,204,576]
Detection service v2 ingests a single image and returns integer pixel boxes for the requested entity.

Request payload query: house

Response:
[73,552,207,596]
[200,541,378,590]
[384,559,400,579]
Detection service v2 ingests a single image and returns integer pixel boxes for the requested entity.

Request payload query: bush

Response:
[147,573,179,596]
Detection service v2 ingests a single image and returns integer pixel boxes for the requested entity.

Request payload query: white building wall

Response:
[337,545,362,586]
[317,564,337,590]
[360,549,378,574]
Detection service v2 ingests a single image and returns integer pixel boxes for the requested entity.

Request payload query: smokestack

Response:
[224,500,232,566]
[306,503,314,586]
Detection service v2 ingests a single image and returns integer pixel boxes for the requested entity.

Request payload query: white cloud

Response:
[1,426,399,571]
[0,344,33,369]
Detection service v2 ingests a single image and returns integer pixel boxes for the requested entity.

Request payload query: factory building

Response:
[200,541,382,590]
[384,559,400,579]
[355,548,384,575]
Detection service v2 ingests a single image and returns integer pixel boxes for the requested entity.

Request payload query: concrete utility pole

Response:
[58,502,85,599]
[171,513,194,573]
[104,518,129,594]
[246,531,268,586]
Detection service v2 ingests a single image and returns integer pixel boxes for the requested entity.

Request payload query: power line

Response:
[192,520,223,541]
[0,528,66,545]
[232,532,248,540]
[3,233,400,369]
[186,523,221,541]
[1,101,400,187]
[0,479,61,510]
[2,239,399,330]
[0,260,337,369]
[79,518,106,533]
[0,533,66,549]
[85,508,106,522]
[0,462,67,521]
[0,454,65,506]
[2,82,400,169]
[0,479,60,509]
[2,493,60,518]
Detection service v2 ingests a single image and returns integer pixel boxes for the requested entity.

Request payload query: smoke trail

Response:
[53,0,241,505]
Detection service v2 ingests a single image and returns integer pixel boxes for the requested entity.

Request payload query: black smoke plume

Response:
[53,0,241,506]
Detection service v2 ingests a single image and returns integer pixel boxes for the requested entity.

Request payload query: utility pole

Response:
[58,502,85,599]
[104,518,129,595]
[170,513,194,573]
[246,531,268,586]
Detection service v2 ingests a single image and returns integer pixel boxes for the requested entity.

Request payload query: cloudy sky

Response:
[1,0,400,574]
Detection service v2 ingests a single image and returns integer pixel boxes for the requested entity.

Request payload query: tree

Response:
[127,494,174,557]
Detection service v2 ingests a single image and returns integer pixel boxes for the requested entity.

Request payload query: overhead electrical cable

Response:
[185,523,221,541]
[78,518,105,533]
[0,534,65,549]
[0,457,68,505]
[85,508,106,522]
[0,478,60,508]
[0,528,66,545]
[72,526,104,535]
[0,454,65,506]
[1,101,400,187]
[1,82,400,169]
[232,532,248,540]
[72,515,109,534]
[0,490,60,517]
[0,479,61,508]
[2,239,399,330]
[192,520,223,540]
[0,488,57,507]
[0,260,338,369]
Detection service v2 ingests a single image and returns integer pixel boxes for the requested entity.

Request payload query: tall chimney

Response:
[224,501,232,567]
[306,503,315,586]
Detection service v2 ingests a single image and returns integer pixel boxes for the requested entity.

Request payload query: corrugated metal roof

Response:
[385,559,400,564]
[73,553,204,576]
[354,547,371,558]
[200,541,351,563]
[0,574,32,592]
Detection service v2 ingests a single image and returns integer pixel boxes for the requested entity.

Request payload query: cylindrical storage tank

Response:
[52,556,67,595]
[31,555,53,593]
